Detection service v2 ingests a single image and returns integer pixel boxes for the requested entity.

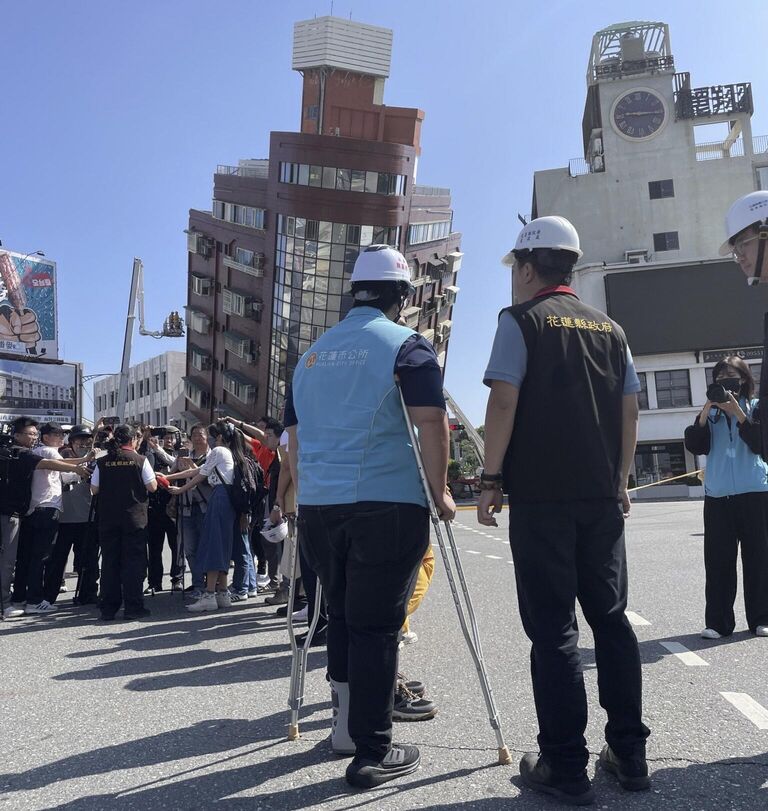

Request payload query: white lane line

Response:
[659,641,709,667]
[625,611,651,627]
[465,550,481,555]
[720,693,768,730]
[485,555,502,560]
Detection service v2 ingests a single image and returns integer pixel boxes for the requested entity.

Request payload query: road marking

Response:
[625,611,651,626]
[485,555,502,560]
[465,550,480,555]
[720,692,768,729]
[659,641,709,667]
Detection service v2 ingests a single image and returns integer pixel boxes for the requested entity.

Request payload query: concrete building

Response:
[531,21,768,497]
[94,350,186,426]
[183,15,462,426]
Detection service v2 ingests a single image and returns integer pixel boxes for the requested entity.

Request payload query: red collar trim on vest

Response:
[534,285,578,299]
[120,444,134,450]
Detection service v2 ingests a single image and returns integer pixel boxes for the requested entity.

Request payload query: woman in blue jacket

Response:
[685,356,768,639]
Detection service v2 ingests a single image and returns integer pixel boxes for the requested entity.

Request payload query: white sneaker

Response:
[247,588,259,598]
[216,590,232,609]
[292,604,309,623]
[3,606,24,619]
[401,630,418,645]
[25,600,56,614]
[755,625,768,636]
[186,592,218,612]
[59,583,68,593]
[701,628,722,639]
[256,573,271,588]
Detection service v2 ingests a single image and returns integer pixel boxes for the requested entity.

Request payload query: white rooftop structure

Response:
[292,16,393,78]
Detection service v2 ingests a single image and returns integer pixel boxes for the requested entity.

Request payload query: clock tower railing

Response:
[673,73,753,120]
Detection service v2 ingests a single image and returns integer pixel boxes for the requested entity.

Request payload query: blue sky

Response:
[2,0,766,424]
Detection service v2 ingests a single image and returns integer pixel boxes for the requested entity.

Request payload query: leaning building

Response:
[182,16,462,426]
[531,21,768,498]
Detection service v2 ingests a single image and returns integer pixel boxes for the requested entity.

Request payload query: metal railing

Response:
[216,163,269,178]
[223,255,265,278]
[413,184,451,196]
[568,158,602,177]
[695,138,745,162]
[754,134,768,155]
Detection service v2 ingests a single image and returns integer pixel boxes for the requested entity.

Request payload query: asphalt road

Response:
[1,501,767,810]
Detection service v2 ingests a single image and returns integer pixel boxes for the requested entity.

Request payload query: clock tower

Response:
[530,20,766,501]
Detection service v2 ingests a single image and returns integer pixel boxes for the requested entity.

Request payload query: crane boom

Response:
[443,388,485,465]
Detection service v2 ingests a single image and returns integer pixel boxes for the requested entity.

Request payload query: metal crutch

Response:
[397,382,512,766]
[286,518,324,740]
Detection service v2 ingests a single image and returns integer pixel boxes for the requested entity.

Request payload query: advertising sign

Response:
[0,359,78,426]
[0,250,58,358]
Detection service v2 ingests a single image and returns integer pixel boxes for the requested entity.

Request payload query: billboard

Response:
[0,359,79,427]
[0,250,58,358]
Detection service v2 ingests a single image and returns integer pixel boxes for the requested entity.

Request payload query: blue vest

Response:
[703,398,768,498]
[292,307,427,507]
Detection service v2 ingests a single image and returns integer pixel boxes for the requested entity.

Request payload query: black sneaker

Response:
[296,627,327,648]
[143,587,161,596]
[518,753,595,806]
[345,744,420,789]
[276,600,307,618]
[265,587,289,606]
[123,607,151,621]
[99,612,117,621]
[392,683,436,721]
[397,672,425,697]
[598,745,650,791]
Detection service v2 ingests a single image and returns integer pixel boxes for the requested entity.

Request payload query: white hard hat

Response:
[261,518,288,545]
[719,191,768,256]
[502,216,583,266]
[350,244,412,285]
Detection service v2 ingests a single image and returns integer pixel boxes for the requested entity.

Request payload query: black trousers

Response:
[100,524,148,615]
[252,527,280,579]
[508,498,650,777]
[147,508,182,589]
[298,521,327,631]
[300,501,429,760]
[703,492,768,635]
[44,522,100,605]
[13,508,60,605]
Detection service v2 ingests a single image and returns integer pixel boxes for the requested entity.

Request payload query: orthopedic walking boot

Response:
[519,753,595,806]
[329,678,355,756]
[598,745,650,791]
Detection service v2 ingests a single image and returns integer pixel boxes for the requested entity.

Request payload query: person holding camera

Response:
[167,421,258,613]
[142,426,182,595]
[90,424,158,621]
[1,417,89,618]
[44,424,100,606]
[684,356,768,639]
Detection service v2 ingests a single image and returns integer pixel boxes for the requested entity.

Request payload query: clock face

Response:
[612,90,666,140]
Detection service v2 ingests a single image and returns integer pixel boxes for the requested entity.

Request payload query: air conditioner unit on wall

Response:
[625,249,649,264]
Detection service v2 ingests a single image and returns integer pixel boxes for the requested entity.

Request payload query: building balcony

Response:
[412,184,451,196]
[223,254,265,278]
[216,162,269,179]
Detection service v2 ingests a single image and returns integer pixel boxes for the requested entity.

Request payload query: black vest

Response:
[96,450,148,530]
[501,291,628,502]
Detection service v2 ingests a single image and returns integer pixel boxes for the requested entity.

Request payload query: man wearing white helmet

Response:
[720,191,768,287]
[287,244,455,789]
[720,191,768,459]
[478,216,650,804]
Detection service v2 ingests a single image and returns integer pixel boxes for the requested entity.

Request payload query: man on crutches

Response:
[286,244,455,789]
[479,216,651,805]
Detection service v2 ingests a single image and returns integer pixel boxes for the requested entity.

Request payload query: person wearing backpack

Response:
[167,420,259,612]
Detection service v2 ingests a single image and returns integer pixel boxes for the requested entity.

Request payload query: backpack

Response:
[217,457,267,520]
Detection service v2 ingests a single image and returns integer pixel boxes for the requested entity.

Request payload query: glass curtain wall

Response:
[268,214,401,415]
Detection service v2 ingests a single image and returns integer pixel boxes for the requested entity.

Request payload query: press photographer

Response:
[684,356,768,640]
[141,425,183,594]
[0,417,89,619]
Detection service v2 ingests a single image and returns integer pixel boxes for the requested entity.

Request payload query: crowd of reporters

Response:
[0,413,300,622]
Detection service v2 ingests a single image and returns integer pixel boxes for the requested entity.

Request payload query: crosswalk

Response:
[443,517,768,733]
